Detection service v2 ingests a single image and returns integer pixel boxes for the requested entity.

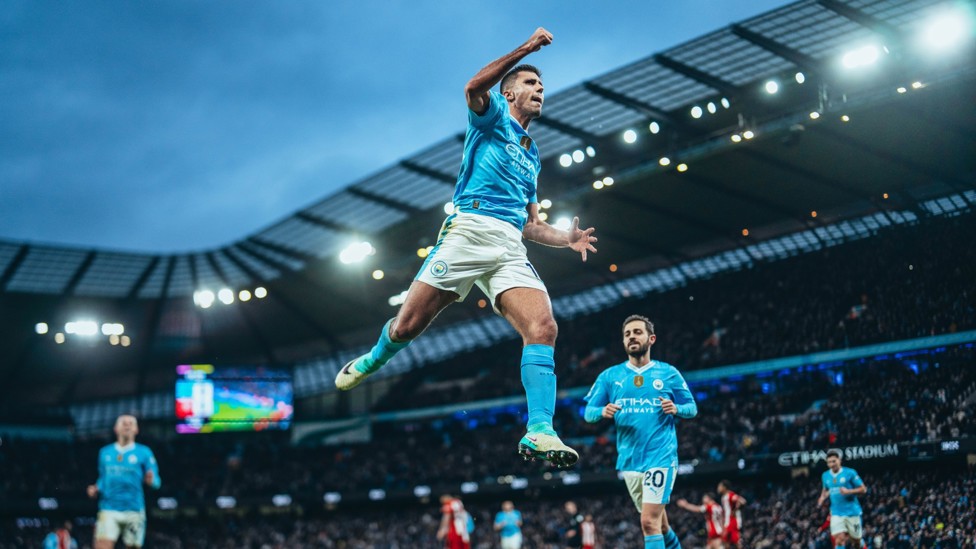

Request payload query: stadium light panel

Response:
[65,320,98,337]
[443,202,455,215]
[324,492,342,504]
[809,111,821,120]
[622,129,637,143]
[706,101,717,114]
[538,212,548,221]
[730,134,742,143]
[690,106,703,119]
[592,180,604,190]
[217,288,234,305]
[254,287,268,299]
[918,9,972,53]
[841,44,881,69]
[109,334,120,346]
[216,496,236,509]
[194,290,216,308]
[35,322,48,335]
[540,199,552,209]
[559,153,573,167]
[764,80,779,94]
[659,157,671,166]
[553,217,572,231]
[101,323,124,336]
[272,494,292,507]
[120,335,131,347]
[911,81,924,89]
[371,270,384,280]
[676,163,688,173]
[339,241,374,264]
[585,146,596,158]
[238,289,252,301]
[157,497,178,510]
[896,86,908,94]
[720,97,731,109]
[603,177,614,186]
[368,489,386,501]
[795,72,806,84]
[572,149,585,163]
[649,121,660,134]
[742,130,755,140]
[38,498,58,510]
[54,333,65,344]
[841,115,850,122]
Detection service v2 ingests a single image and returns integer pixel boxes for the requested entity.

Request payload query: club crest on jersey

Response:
[430,260,448,277]
[634,375,644,387]
[128,455,138,464]
[653,379,664,390]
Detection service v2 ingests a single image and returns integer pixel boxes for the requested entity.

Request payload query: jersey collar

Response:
[115,442,136,453]
[624,360,656,375]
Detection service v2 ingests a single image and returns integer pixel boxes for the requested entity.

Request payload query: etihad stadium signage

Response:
[777,444,900,467]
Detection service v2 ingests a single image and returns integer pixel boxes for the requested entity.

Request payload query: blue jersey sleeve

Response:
[583,373,610,423]
[468,90,506,129]
[849,469,865,491]
[670,370,697,418]
[43,533,57,549]
[96,447,106,492]
[142,446,161,490]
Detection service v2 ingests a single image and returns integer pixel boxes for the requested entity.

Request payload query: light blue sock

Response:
[645,534,665,549]
[356,319,410,374]
[663,529,681,549]
[520,344,556,431]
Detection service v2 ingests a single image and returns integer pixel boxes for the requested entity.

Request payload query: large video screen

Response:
[175,365,294,434]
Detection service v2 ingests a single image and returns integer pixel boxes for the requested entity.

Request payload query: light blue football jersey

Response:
[584,360,697,472]
[822,466,864,517]
[96,443,160,512]
[453,90,540,231]
[494,509,522,537]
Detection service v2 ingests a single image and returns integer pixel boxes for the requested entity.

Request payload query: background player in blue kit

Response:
[86,415,160,549]
[335,27,597,468]
[583,314,697,549]
[818,450,868,549]
[494,500,523,549]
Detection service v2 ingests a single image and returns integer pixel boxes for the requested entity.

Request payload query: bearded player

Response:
[818,450,868,548]
[584,315,697,549]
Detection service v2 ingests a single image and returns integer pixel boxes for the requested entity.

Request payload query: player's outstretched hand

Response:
[86,485,98,499]
[602,403,621,419]
[525,27,553,53]
[660,398,677,415]
[144,470,155,486]
[568,217,597,262]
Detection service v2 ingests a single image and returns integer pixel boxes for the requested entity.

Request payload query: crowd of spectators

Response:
[375,213,976,410]
[2,350,973,509]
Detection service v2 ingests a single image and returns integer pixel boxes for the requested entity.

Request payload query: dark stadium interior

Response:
[3,0,976,547]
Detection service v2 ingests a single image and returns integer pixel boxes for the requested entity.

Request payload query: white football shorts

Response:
[622,462,678,510]
[96,510,146,547]
[415,212,547,312]
[830,515,863,538]
[500,532,523,549]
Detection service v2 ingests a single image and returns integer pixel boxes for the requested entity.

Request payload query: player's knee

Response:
[640,515,661,535]
[391,312,430,341]
[524,317,557,345]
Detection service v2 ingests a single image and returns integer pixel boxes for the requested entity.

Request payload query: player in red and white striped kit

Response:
[581,514,596,549]
[437,494,471,549]
[677,494,725,548]
[718,480,746,548]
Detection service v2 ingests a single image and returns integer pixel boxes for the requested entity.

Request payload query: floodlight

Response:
[540,199,552,209]
[239,290,252,301]
[553,217,572,231]
[649,121,660,134]
[254,287,268,299]
[585,146,596,157]
[217,288,234,305]
[443,202,455,215]
[842,44,881,69]
[35,322,48,335]
[602,177,614,186]
[572,150,585,163]
[795,72,806,84]
[65,320,98,337]
[592,181,604,190]
[659,157,671,166]
[338,241,374,264]
[623,129,638,143]
[559,153,573,167]
[764,80,779,94]
[690,106,703,119]
[918,9,972,53]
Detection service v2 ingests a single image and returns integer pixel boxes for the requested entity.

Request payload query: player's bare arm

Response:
[465,27,553,114]
[660,398,678,415]
[817,489,829,506]
[675,499,702,513]
[523,206,598,261]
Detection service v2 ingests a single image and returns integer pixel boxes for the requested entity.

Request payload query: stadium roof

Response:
[2,0,974,406]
